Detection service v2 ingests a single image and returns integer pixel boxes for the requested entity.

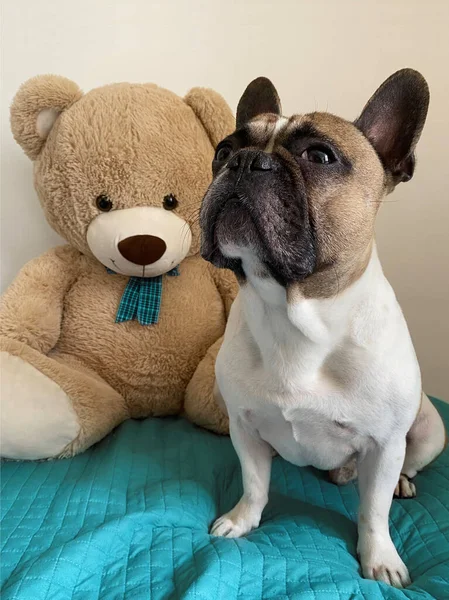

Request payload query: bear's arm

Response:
[0,245,82,354]
[210,266,239,317]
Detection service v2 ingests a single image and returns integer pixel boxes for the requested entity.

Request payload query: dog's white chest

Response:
[216,253,421,472]
[217,295,367,470]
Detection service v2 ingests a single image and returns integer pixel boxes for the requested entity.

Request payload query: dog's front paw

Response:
[210,498,263,538]
[358,536,410,588]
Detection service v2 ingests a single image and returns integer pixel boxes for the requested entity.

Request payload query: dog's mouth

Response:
[215,198,259,250]
[201,190,316,286]
[201,196,260,274]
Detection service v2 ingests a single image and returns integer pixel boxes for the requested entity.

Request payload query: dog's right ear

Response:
[236,77,282,129]
[10,75,83,160]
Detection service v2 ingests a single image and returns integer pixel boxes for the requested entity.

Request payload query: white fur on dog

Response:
[211,244,430,587]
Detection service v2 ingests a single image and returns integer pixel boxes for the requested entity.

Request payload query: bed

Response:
[1,398,448,599]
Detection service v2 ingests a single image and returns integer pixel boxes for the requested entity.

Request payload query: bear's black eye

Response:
[163,194,178,211]
[96,195,113,212]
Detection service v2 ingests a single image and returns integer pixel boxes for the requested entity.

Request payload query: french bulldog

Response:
[200,69,446,587]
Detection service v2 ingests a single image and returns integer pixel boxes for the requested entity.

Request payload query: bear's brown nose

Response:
[118,235,166,265]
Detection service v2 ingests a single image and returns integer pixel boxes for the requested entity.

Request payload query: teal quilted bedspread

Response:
[1,399,448,600]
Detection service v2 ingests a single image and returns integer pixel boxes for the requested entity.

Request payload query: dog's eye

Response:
[96,194,113,212]
[301,146,336,165]
[215,144,233,162]
[163,194,179,211]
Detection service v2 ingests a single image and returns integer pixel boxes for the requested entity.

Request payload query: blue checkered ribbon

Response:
[107,267,179,325]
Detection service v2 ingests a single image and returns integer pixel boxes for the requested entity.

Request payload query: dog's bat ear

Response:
[355,68,429,184]
[236,77,282,129]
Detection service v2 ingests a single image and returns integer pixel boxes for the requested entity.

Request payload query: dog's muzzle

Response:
[226,149,277,173]
[201,150,277,260]
[200,148,317,285]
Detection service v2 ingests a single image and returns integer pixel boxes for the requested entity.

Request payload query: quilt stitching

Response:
[1,401,448,600]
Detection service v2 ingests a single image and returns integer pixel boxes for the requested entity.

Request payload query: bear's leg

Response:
[0,338,128,460]
[184,336,229,435]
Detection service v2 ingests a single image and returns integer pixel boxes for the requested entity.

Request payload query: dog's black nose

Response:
[227,150,274,172]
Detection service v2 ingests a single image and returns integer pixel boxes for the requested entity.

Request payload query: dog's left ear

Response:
[236,77,282,129]
[355,68,429,184]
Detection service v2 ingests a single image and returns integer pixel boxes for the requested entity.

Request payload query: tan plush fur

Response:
[1,76,237,458]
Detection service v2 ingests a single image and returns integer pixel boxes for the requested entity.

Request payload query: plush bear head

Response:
[10,76,234,277]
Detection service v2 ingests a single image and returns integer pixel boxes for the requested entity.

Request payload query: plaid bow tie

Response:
[107,267,179,325]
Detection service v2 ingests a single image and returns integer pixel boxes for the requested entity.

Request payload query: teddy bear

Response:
[0,75,237,460]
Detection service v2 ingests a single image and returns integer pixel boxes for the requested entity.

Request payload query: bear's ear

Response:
[184,87,235,148]
[10,75,83,160]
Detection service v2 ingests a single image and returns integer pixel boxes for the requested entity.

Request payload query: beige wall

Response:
[1,0,448,398]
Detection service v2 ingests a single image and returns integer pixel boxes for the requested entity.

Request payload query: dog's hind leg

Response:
[328,455,358,486]
[402,393,446,479]
[330,458,418,499]
[394,393,446,499]
[329,395,446,500]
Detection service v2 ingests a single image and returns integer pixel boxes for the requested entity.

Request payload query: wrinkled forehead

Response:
[240,111,373,161]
